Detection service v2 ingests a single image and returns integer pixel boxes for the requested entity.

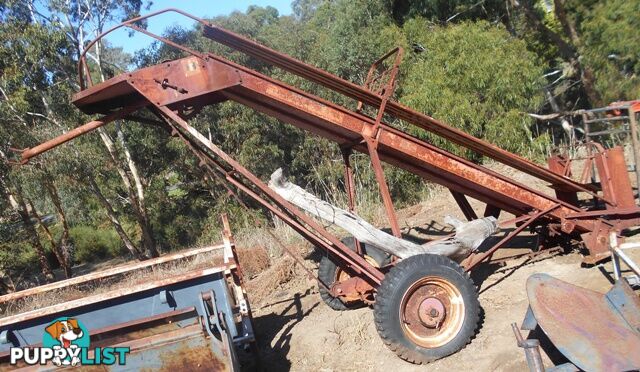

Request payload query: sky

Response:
[106,0,293,55]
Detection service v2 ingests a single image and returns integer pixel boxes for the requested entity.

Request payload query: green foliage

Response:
[70,226,125,262]
[400,20,546,158]
[579,0,640,103]
[385,0,507,24]
[0,241,40,278]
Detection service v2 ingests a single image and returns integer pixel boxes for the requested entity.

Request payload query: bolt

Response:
[429,308,439,317]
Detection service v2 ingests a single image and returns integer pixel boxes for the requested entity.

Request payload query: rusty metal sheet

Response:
[73,57,241,115]
[604,147,636,209]
[527,273,640,371]
[122,324,231,372]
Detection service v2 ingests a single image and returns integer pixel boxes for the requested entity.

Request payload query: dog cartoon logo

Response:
[10,316,129,367]
[43,317,89,366]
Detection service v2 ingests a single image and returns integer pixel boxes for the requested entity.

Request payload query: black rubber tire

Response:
[373,254,479,364]
[318,237,390,311]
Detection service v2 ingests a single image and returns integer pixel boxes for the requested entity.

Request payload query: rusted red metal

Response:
[487,246,564,267]
[341,148,357,213]
[358,47,404,237]
[463,204,561,271]
[357,46,403,111]
[19,103,145,163]
[399,276,465,348]
[547,155,579,205]
[201,23,608,200]
[330,276,375,303]
[64,51,603,231]
[598,146,635,209]
[108,323,228,371]
[366,137,402,237]
[450,191,478,221]
[340,148,363,255]
[526,273,640,371]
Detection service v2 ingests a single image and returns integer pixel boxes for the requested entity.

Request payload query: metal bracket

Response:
[159,290,175,306]
[521,306,538,331]
[200,290,224,338]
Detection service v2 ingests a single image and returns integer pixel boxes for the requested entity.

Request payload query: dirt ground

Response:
[245,161,640,371]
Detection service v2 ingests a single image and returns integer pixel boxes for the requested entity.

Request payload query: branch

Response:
[268,168,498,260]
[0,86,29,126]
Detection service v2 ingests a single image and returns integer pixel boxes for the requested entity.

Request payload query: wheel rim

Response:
[399,276,465,348]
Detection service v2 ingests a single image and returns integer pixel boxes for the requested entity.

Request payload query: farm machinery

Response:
[10,9,640,365]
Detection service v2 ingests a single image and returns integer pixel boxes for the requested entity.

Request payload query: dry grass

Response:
[236,245,270,278]
[2,174,416,319]
[2,249,225,317]
[246,255,297,304]
[236,220,303,258]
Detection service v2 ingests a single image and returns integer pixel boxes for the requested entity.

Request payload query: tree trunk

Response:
[552,0,579,44]
[94,44,158,258]
[27,199,72,278]
[118,127,158,257]
[88,177,147,260]
[41,171,74,277]
[0,274,15,295]
[12,184,55,282]
[97,129,158,258]
[268,169,497,261]
[513,0,601,105]
[552,0,601,105]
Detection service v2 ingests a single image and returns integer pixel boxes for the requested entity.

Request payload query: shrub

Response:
[70,226,124,263]
[400,20,546,160]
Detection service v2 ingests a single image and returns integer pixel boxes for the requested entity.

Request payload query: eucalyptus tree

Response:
[568,0,640,103]
[0,9,77,280]
[27,0,159,258]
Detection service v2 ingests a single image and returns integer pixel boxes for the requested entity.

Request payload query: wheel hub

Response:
[333,254,380,303]
[418,297,446,327]
[399,277,466,348]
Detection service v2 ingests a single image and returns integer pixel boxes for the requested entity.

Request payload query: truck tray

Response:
[0,217,256,371]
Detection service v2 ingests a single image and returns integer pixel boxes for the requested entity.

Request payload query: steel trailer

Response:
[12,9,640,364]
[0,215,257,371]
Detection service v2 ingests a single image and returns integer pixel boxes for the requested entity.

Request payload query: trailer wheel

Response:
[318,237,390,311]
[374,254,479,364]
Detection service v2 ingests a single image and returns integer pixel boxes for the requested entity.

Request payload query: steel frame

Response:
[13,9,640,299]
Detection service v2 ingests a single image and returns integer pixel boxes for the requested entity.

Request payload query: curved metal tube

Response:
[78,8,209,90]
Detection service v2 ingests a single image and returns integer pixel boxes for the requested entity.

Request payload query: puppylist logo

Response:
[10,317,130,367]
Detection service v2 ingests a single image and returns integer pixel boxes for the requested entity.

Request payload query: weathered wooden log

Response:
[268,168,497,260]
